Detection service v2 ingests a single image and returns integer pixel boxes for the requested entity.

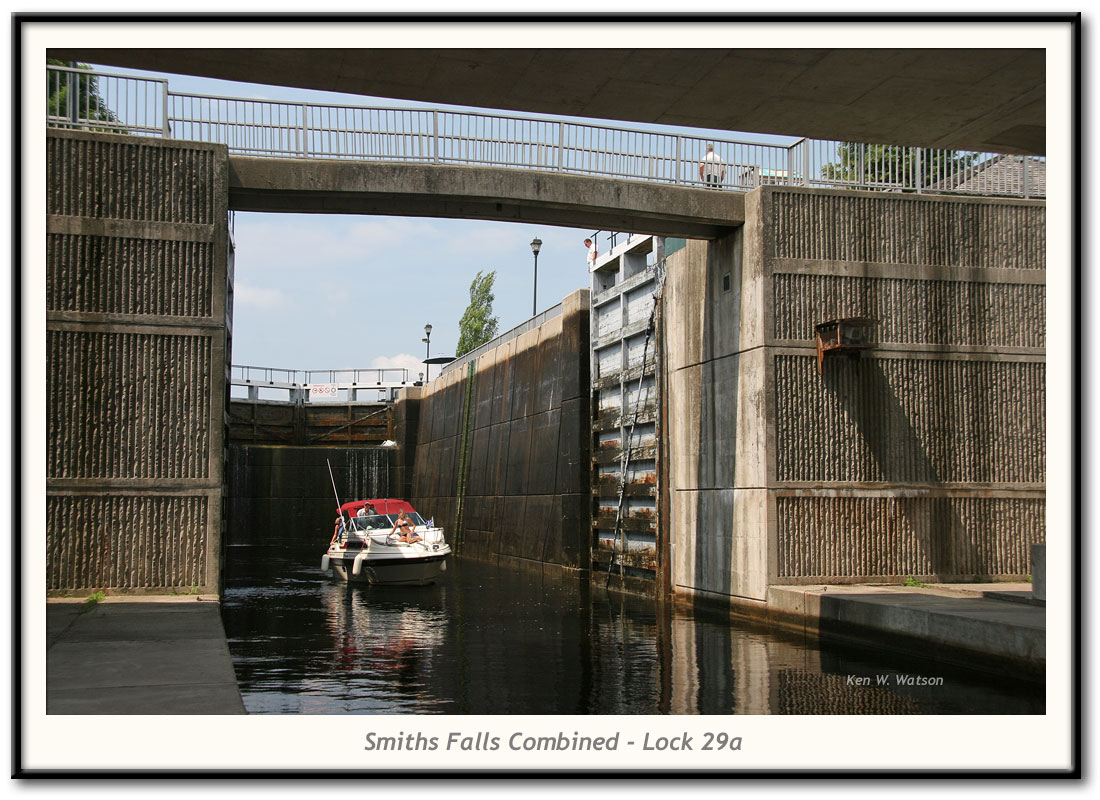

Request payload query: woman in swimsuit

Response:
[391,511,421,544]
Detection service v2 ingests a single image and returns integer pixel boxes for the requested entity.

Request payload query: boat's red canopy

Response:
[339,498,417,516]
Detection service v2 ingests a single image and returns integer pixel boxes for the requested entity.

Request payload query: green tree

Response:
[821,143,976,190]
[48,58,123,131]
[456,270,500,357]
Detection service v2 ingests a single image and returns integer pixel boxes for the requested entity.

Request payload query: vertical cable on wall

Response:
[453,360,478,553]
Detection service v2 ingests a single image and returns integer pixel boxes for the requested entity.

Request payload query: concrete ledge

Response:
[46,600,245,715]
[981,590,1046,607]
[765,584,1045,679]
[1031,543,1046,602]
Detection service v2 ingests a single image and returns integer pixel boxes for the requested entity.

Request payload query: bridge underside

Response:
[53,46,1046,156]
[228,158,744,238]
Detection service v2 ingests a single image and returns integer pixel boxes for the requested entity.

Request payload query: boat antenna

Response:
[326,458,343,514]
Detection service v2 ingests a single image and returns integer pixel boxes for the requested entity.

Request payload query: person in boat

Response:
[350,504,377,535]
[331,514,346,545]
[391,510,421,544]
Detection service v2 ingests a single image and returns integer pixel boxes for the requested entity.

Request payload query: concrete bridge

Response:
[229,157,743,239]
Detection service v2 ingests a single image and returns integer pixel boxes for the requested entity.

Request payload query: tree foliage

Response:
[456,270,500,357]
[821,143,977,190]
[48,58,123,131]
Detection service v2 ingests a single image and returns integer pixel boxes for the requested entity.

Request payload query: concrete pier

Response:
[46,599,245,714]
[46,129,231,597]
[665,187,1046,606]
[762,582,1044,678]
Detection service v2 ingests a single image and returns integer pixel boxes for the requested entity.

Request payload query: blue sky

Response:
[83,63,796,379]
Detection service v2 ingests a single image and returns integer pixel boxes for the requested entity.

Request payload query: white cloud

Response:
[446,222,520,256]
[371,353,428,379]
[346,218,441,250]
[234,282,289,310]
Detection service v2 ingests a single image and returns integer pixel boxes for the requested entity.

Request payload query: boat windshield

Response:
[348,512,426,532]
[349,514,392,532]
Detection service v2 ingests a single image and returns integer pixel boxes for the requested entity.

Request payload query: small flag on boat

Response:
[427,517,434,528]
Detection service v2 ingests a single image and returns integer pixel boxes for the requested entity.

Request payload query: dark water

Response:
[220,541,1043,715]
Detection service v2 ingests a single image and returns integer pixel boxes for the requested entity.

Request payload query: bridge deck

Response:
[228,157,745,238]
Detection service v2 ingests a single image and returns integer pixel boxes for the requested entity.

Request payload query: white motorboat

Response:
[322,499,450,586]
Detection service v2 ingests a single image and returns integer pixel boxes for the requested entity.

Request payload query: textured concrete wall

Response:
[408,290,591,573]
[666,186,1045,602]
[46,130,230,594]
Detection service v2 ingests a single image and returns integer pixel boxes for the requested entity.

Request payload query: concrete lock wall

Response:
[406,289,591,574]
[46,130,231,595]
[666,186,1045,603]
[225,445,392,546]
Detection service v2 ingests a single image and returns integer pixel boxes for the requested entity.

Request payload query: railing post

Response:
[162,83,170,138]
[67,68,78,127]
[1022,156,1031,199]
[433,110,440,164]
[675,136,681,185]
[558,121,565,172]
[300,103,308,156]
[915,148,923,194]
[801,139,810,187]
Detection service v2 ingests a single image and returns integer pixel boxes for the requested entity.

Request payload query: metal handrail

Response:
[46,64,1045,200]
[47,64,169,137]
[230,365,410,385]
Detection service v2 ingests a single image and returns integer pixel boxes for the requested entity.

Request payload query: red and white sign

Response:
[309,383,339,402]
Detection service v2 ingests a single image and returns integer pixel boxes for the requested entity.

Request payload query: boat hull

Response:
[328,551,449,586]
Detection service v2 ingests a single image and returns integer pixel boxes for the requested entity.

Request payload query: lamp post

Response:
[422,323,432,381]
[530,237,542,317]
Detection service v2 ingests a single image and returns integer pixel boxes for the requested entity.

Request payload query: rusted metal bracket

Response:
[815,317,876,374]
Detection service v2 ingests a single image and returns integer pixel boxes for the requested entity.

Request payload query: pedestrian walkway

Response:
[46,597,246,714]
[766,582,1045,678]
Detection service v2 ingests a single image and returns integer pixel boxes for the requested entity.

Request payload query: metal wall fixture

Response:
[815,317,876,374]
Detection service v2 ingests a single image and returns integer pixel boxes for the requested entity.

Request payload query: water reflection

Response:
[221,543,1043,715]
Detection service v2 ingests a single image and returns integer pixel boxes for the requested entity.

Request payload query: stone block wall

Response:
[46,130,230,594]
[665,186,1045,601]
[407,290,591,573]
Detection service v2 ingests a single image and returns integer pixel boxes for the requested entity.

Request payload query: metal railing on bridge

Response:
[47,64,1045,199]
[230,364,414,404]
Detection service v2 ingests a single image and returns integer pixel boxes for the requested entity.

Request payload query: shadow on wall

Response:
[693,233,743,598]
[821,357,972,577]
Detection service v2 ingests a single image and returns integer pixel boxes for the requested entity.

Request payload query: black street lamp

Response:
[530,237,542,317]
[422,323,432,381]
